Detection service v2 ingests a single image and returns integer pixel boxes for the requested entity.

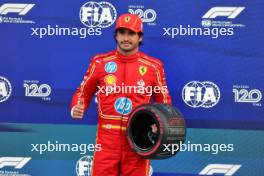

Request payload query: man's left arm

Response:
[152,63,172,105]
[148,63,172,139]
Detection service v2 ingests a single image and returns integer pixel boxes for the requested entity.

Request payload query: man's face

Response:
[115,28,143,53]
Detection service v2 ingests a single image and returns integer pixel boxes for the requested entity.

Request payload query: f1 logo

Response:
[0,3,35,15]
[0,157,31,169]
[199,164,241,175]
[202,7,245,19]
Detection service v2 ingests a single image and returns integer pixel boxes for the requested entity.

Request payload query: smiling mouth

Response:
[122,43,131,47]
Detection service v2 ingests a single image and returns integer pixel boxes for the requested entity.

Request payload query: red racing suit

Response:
[71,50,171,176]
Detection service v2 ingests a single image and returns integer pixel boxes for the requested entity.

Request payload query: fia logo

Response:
[182,81,220,108]
[76,155,93,176]
[80,1,117,28]
[0,76,12,103]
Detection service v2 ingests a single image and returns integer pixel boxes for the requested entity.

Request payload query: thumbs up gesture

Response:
[72,98,85,119]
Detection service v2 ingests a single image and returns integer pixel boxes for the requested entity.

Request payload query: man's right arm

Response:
[71,57,99,119]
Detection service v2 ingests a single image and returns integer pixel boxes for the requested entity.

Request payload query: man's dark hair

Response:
[114,28,144,46]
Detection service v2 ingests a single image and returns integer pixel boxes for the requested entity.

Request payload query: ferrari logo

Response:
[125,16,131,22]
[139,66,147,76]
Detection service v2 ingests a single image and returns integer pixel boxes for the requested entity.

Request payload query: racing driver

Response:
[71,13,172,176]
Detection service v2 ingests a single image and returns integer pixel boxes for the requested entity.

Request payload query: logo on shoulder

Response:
[0,76,12,103]
[105,61,117,73]
[139,65,147,76]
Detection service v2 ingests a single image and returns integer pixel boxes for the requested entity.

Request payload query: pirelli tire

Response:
[126,103,186,159]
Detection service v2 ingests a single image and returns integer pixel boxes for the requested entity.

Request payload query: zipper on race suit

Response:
[120,62,127,150]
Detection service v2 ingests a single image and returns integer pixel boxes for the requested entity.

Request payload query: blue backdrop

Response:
[1,0,264,176]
